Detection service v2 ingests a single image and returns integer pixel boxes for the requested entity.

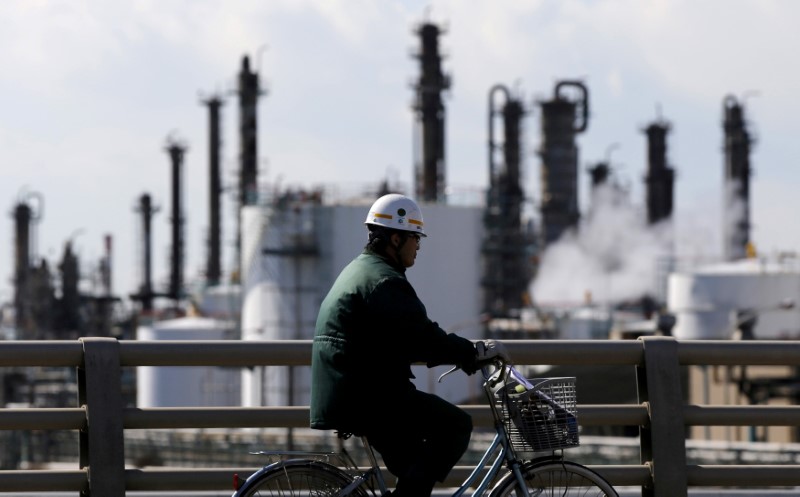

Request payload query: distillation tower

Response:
[236,55,265,277]
[644,117,675,225]
[722,95,753,260]
[12,192,42,339]
[537,81,589,247]
[165,137,187,303]
[482,85,531,317]
[412,22,450,203]
[203,95,224,286]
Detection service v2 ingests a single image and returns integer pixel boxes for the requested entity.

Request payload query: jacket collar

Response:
[363,247,406,274]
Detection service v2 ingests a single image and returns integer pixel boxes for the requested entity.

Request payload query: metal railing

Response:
[1,336,800,496]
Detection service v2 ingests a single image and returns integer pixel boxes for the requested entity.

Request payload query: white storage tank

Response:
[667,259,800,340]
[137,317,241,407]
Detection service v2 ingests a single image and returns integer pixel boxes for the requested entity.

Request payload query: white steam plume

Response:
[531,184,673,305]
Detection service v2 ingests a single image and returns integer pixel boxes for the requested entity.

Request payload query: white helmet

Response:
[364,193,427,236]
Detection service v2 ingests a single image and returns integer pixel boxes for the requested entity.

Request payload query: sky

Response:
[2,0,800,307]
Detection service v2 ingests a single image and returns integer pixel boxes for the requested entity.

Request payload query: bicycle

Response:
[231,358,618,497]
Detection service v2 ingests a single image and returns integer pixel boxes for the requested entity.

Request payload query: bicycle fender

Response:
[232,459,351,497]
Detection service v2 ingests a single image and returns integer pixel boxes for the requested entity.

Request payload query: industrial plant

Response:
[4,17,800,471]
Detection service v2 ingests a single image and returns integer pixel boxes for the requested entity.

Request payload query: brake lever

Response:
[437,365,460,383]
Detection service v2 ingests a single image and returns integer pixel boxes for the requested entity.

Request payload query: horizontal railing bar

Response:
[0,341,84,367]
[125,467,257,491]
[3,404,797,432]
[117,340,646,367]
[0,470,87,492]
[124,407,310,429]
[684,405,800,426]
[19,464,798,492]
[2,339,800,368]
[0,408,85,430]
[121,405,648,430]
[122,465,652,490]
[579,405,649,426]
[505,341,645,365]
[679,341,800,366]
[119,340,312,366]
[4,459,792,491]
[686,465,800,486]
[590,465,652,487]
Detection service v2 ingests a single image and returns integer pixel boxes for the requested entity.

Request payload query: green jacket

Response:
[310,249,478,432]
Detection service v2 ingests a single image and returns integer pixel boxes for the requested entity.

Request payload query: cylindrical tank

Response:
[668,259,800,339]
[137,317,239,407]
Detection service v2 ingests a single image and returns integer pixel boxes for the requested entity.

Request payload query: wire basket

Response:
[498,377,579,454]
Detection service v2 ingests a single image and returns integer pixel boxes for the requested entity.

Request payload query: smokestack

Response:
[102,234,113,297]
[165,136,187,302]
[13,202,32,335]
[538,81,589,247]
[57,240,81,334]
[235,55,264,282]
[483,84,529,317]
[644,118,675,224]
[412,22,450,203]
[203,95,224,286]
[133,193,158,312]
[12,191,42,338]
[723,95,753,260]
[238,55,261,207]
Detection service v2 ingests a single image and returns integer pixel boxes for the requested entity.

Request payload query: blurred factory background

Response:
[3,16,800,468]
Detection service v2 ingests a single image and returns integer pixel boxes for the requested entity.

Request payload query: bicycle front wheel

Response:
[236,460,367,497]
[490,460,618,497]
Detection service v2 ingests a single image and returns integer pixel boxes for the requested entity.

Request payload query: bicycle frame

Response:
[334,429,552,497]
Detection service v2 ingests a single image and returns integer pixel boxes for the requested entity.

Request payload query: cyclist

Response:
[311,193,509,497]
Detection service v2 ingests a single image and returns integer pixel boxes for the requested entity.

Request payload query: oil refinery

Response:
[3,14,800,473]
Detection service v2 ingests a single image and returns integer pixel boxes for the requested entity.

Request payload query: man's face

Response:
[394,232,421,268]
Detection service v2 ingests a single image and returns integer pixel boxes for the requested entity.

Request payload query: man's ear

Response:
[389,232,401,249]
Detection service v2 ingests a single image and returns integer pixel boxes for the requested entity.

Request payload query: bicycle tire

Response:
[489,460,618,497]
[235,459,369,497]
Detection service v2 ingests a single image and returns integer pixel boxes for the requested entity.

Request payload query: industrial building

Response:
[239,194,485,407]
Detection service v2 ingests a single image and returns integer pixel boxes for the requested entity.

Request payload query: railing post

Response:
[636,336,687,497]
[78,338,125,497]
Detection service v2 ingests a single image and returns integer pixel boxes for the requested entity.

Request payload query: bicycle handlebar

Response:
[436,356,512,387]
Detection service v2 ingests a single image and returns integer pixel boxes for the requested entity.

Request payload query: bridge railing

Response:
[1,336,800,496]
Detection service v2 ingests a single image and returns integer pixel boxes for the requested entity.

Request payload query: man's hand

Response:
[476,339,511,363]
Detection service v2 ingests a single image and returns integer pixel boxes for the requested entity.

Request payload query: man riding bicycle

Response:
[310,193,509,497]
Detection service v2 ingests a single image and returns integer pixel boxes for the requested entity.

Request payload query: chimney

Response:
[165,136,187,302]
[203,95,224,286]
[412,22,450,203]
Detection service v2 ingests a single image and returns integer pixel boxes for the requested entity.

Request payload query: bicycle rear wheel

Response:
[490,460,618,497]
[236,460,368,497]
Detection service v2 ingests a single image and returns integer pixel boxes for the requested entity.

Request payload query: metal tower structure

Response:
[236,55,265,281]
[12,191,43,339]
[132,193,159,312]
[412,22,450,203]
[202,94,224,286]
[723,95,753,261]
[482,84,530,317]
[165,137,187,302]
[644,118,675,224]
[537,81,589,247]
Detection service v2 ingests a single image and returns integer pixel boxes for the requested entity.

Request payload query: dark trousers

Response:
[365,389,473,497]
